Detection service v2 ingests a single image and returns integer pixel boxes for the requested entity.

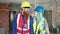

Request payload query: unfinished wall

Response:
[0,3,9,34]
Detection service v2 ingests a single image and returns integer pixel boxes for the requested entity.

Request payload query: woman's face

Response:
[34,11,43,17]
[34,11,38,17]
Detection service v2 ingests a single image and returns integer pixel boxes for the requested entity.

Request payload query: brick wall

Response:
[0,3,9,34]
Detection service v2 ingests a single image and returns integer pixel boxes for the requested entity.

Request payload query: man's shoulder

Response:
[15,13,20,17]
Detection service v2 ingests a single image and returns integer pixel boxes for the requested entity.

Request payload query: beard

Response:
[23,11,29,18]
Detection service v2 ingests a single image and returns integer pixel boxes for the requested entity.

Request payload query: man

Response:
[12,1,34,34]
[33,5,50,34]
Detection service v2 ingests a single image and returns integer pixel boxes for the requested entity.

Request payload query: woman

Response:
[33,5,50,34]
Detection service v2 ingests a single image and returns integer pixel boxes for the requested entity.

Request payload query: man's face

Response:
[23,8,30,14]
[22,8,30,18]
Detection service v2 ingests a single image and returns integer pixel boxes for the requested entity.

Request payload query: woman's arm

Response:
[45,19,50,34]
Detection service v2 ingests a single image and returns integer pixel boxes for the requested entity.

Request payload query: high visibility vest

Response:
[33,17,46,34]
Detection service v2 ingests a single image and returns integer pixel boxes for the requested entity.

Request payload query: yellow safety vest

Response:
[33,17,46,34]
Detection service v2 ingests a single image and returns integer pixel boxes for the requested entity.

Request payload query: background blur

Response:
[0,0,60,34]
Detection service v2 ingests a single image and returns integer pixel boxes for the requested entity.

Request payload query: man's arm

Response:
[30,16,35,34]
[11,16,17,34]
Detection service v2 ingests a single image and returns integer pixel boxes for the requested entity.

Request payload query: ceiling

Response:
[0,0,60,10]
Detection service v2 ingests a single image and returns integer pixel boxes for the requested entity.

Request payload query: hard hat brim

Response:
[21,6,32,8]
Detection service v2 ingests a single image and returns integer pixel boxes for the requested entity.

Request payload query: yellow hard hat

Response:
[21,1,32,8]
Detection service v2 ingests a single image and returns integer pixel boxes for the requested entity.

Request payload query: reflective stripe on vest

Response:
[33,17,46,34]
